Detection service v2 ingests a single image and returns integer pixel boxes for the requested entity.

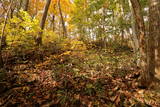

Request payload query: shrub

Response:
[3,10,40,51]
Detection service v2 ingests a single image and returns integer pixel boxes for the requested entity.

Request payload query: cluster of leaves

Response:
[0,10,40,51]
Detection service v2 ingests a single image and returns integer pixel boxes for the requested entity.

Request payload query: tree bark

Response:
[151,0,160,80]
[17,0,23,12]
[1,1,13,49]
[130,0,147,70]
[144,0,158,84]
[0,52,3,68]
[0,0,13,68]
[23,0,29,11]
[36,0,51,45]
[130,0,146,63]
[129,0,139,53]
[51,14,55,31]
[58,0,67,37]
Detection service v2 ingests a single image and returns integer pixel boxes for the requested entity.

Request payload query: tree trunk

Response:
[58,0,67,37]
[51,14,55,31]
[17,0,23,12]
[129,0,139,53]
[130,0,146,65]
[23,0,29,11]
[0,51,3,68]
[151,0,160,80]
[144,0,159,84]
[10,7,14,18]
[121,29,124,46]
[36,0,51,45]
[1,1,13,49]
[130,0,147,71]
[0,1,13,68]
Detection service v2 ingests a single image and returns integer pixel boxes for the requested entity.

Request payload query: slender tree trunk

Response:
[1,1,13,49]
[120,3,125,46]
[130,0,147,70]
[0,51,3,68]
[121,29,124,46]
[17,0,23,12]
[23,0,29,11]
[58,0,67,37]
[102,8,106,48]
[36,0,51,45]
[0,1,13,68]
[144,0,158,84]
[51,14,55,31]
[151,0,160,80]
[32,0,38,17]
[129,0,139,53]
[130,0,149,85]
[10,7,14,18]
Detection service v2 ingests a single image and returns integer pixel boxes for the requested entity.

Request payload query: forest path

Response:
[0,48,160,107]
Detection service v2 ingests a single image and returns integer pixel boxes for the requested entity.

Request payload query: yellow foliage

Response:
[4,10,40,49]
[42,30,60,44]
[61,39,87,58]
[61,39,86,51]
[70,40,86,51]
[60,51,71,56]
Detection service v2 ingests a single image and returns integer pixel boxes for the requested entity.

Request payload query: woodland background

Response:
[0,0,160,106]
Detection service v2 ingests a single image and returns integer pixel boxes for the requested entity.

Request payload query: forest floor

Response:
[0,47,160,107]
